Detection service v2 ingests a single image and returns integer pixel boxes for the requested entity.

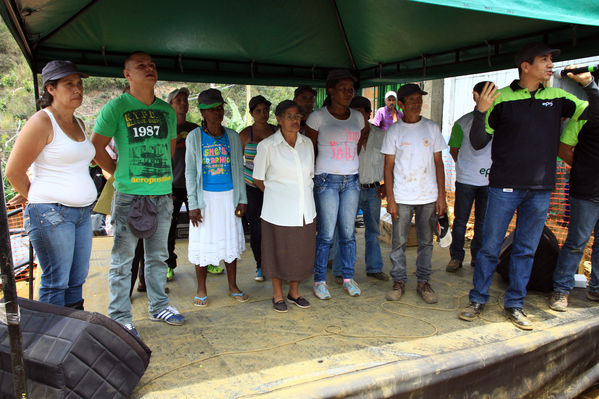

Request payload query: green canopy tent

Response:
[1,1,599,397]
[1,0,599,88]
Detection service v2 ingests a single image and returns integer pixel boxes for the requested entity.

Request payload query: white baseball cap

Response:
[384,91,397,100]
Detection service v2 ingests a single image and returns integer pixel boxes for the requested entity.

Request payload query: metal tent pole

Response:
[0,170,28,397]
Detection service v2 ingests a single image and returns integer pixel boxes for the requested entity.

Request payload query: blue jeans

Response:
[450,182,488,262]
[389,202,436,282]
[24,203,92,306]
[108,191,173,324]
[333,186,383,275]
[553,197,599,294]
[469,188,551,308]
[314,174,360,282]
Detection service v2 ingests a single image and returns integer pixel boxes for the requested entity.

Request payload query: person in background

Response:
[6,60,95,309]
[186,88,248,307]
[165,87,200,280]
[445,81,493,273]
[293,85,317,134]
[550,75,599,312]
[253,100,316,312]
[372,90,403,131]
[239,95,277,282]
[305,69,365,299]
[91,52,185,336]
[332,96,389,282]
[381,83,447,305]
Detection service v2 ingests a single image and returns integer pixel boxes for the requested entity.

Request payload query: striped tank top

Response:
[243,126,258,187]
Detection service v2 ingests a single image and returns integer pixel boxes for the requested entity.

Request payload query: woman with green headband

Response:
[185,88,249,307]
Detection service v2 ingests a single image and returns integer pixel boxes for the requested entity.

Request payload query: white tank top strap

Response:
[42,108,86,141]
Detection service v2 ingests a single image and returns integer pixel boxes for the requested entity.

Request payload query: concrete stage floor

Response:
[79,230,599,398]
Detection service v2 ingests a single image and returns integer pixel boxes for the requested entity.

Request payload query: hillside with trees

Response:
[0,19,295,202]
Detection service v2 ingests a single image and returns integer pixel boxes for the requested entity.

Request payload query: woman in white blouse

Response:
[253,100,316,312]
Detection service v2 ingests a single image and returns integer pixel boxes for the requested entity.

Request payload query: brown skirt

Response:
[261,219,316,281]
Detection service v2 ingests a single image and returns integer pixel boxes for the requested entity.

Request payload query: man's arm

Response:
[566,67,599,121]
[90,133,116,175]
[558,143,575,166]
[449,147,459,163]
[433,152,446,215]
[170,138,176,158]
[383,154,398,221]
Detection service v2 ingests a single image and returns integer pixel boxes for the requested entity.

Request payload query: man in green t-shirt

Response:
[91,52,185,336]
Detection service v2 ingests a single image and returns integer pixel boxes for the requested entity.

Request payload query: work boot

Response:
[504,307,533,330]
[385,281,405,301]
[548,291,568,312]
[367,272,390,281]
[417,281,438,304]
[587,290,599,302]
[445,259,462,273]
[459,302,485,321]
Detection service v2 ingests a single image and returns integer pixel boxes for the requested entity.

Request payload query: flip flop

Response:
[231,292,249,303]
[193,296,208,307]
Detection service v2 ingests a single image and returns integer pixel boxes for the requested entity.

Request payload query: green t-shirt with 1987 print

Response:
[94,93,177,195]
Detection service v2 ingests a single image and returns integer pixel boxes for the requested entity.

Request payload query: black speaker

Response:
[0,298,151,398]
[496,225,560,292]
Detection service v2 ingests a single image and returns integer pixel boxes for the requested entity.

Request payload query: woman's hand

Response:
[235,204,247,218]
[189,209,203,227]
[8,193,27,206]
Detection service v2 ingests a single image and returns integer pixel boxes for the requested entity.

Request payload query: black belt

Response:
[361,182,380,189]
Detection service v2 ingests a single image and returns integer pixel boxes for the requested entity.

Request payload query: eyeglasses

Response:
[282,114,303,121]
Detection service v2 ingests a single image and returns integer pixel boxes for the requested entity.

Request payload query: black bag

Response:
[0,298,151,398]
[496,225,559,292]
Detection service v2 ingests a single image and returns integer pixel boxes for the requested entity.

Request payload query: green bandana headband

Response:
[197,102,223,110]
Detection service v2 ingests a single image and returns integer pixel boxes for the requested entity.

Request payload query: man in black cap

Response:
[165,87,199,281]
[91,52,185,336]
[460,42,599,330]
[293,85,316,133]
[381,83,447,305]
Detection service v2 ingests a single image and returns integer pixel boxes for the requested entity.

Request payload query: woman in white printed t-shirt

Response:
[305,69,365,300]
[6,60,96,309]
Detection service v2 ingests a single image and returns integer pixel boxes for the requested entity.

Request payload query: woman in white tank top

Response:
[5,60,96,309]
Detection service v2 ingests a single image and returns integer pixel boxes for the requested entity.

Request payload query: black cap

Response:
[294,85,317,98]
[473,81,493,94]
[326,69,358,83]
[349,96,371,112]
[274,100,299,116]
[515,42,560,68]
[41,60,88,86]
[248,95,271,112]
[396,84,427,101]
[197,88,226,109]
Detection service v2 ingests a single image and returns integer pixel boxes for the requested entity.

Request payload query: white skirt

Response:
[188,190,245,266]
